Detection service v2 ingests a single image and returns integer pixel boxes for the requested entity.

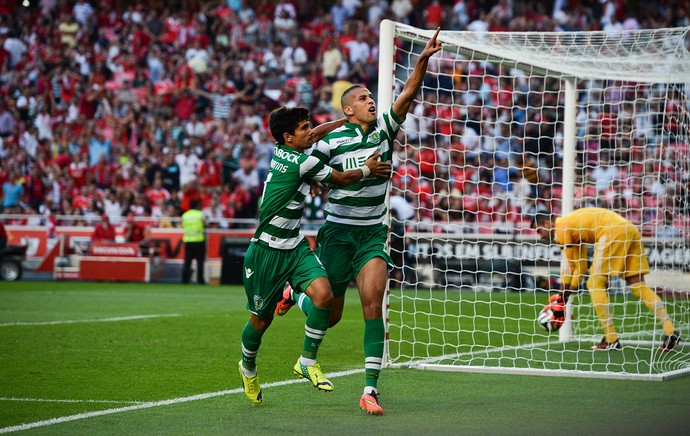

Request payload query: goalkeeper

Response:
[534,207,680,352]
[275,28,443,415]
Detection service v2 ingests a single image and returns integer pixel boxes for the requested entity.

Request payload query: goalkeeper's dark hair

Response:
[269,106,311,145]
[533,210,555,227]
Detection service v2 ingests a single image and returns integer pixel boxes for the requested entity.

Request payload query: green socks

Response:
[364,318,385,389]
[240,321,263,374]
[302,305,331,360]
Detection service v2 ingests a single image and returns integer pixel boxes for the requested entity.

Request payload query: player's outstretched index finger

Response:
[425,28,443,54]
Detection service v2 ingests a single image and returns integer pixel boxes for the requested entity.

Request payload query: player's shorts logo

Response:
[245,268,254,278]
[253,295,264,310]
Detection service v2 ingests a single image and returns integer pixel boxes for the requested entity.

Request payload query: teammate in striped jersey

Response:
[238,107,391,405]
[276,28,443,415]
[534,207,680,352]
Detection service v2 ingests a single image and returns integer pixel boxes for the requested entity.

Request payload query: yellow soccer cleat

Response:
[293,360,334,391]
[238,361,263,404]
[360,392,384,415]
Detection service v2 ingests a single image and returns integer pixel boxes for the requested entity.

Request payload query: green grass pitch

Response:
[1,281,689,434]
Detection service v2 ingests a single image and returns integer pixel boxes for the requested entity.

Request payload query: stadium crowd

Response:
[0,0,688,237]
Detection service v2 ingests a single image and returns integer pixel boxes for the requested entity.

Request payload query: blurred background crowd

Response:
[0,0,688,237]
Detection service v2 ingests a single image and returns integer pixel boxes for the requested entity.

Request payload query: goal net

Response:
[379,20,690,380]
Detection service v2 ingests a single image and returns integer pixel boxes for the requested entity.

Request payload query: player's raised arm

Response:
[312,117,346,143]
[328,152,391,187]
[392,27,442,120]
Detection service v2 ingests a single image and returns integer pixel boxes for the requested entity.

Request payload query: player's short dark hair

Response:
[341,84,365,109]
[269,106,310,145]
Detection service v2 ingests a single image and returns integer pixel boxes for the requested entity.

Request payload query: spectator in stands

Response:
[123,215,147,243]
[160,149,181,193]
[0,0,686,244]
[58,12,79,48]
[102,188,123,224]
[25,166,47,212]
[590,150,620,192]
[175,143,200,187]
[321,40,344,84]
[0,103,14,138]
[88,130,111,167]
[330,0,351,33]
[185,112,206,139]
[202,191,229,229]
[2,170,24,213]
[423,0,447,29]
[281,36,309,77]
[273,1,298,45]
[91,214,116,242]
[73,0,95,26]
[198,151,223,190]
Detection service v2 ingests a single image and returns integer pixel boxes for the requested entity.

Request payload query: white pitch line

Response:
[0,368,363,434]
[0,314,182,327]
[0,398,144,405]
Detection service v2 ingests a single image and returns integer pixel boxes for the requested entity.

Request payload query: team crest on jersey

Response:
[369,132,381,144]
[253,295,264,311]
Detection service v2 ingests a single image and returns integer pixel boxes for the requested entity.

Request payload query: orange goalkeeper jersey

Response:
[554,207,649,287]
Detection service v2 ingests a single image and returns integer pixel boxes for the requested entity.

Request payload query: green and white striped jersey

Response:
[252,143,332,250]
[312,106,401,226]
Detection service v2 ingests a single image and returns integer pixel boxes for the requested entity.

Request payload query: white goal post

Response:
[379,20,690,380]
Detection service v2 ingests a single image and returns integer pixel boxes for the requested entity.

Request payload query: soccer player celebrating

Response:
[238,107,391,405]
[534,207,681,352]
[275,28,443,414]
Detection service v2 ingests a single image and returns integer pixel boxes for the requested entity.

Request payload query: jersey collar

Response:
[344,121,374,135]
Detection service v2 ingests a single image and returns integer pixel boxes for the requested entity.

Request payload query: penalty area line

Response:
[0,368,364,434]
[0,314,182,327]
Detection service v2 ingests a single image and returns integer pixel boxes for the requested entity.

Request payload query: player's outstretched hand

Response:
[309,180,328,196]
[365,152,392,178]
[421,28,443,60]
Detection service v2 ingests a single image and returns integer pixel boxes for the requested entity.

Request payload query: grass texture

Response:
[1,281,689,435]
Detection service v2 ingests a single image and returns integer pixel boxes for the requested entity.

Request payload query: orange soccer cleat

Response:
[359,392,384,415]
[275,286,295,316]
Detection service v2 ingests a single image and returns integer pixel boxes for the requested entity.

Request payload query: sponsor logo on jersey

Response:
[333,137,355,146]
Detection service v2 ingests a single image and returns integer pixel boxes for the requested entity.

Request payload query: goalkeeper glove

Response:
[548,293,565,316]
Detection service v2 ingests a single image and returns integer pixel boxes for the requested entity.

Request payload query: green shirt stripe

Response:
[254,143,332,249]
[314,106,400,227]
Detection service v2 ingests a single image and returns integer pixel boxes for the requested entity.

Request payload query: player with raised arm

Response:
[275,29,443,414]
[238,107,391,405]
[534,207,681,352]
